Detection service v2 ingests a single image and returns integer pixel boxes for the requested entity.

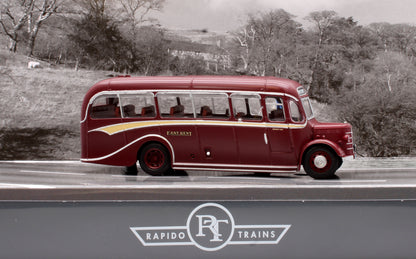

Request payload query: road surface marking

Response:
[0,183,55,189]
[312,180,387,183]
[1,160,81,164]
[340,167,416,171]
[20,170,86,176]
[208,176,281,181]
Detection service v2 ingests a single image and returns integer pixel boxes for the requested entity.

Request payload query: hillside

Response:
[0,50,108,129]
[0,49,109,160]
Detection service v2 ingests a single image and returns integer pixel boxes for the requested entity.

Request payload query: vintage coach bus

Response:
[80,76,354,179]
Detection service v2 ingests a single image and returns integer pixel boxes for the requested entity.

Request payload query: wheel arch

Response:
[135,135,175,165]
[299,140,343,169]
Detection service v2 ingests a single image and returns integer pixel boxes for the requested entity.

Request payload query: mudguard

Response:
[298,139,345,170]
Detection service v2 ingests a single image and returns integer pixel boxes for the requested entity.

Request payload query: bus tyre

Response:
[139,143,171,176]
[303,146,338,179]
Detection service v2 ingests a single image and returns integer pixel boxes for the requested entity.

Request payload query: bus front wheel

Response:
[303,146,338,179]
[139,143,172,176]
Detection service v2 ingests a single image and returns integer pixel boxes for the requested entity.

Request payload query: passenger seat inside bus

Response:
[269,109,284,121]
[141,106,155,117]
[92,105,116,118]
[123,105,137,117]
[170,105,185,117]
[200,106,212,117]
[235,112,246,119]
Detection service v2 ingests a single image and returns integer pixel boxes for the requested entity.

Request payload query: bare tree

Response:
[0,0,60,55]
[233,10,300,76]
[116,0,165,72]
[234,26,256,74]
[118,0,164,37]
[306,11,337,71]
[0,1,33,52]
[26,0,59,56]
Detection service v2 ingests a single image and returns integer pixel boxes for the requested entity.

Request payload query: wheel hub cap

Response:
[145,149,164,169]
[314,155,328,169]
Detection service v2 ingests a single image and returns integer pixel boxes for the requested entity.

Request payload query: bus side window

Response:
[91,95,120,119]
[120,93,155,118]
[289,100,303,122]
[193,93,230,119]
[231,94,262,120]
[266,97,285,122]
[157,93,193,118]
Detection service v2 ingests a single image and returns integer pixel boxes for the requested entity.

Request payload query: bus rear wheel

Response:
[303,146,339,179]
[139,143,171,176]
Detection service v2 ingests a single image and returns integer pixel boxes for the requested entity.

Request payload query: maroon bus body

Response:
[80,76,354,179]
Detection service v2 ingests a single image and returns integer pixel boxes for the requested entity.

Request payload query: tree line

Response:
[1,0,415,157]
[232,10,416,157]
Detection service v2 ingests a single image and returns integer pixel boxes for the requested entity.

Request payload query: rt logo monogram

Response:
[196,215,229,242]
[187,203,235,251]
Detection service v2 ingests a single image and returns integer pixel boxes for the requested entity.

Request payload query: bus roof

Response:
[81,76,303,119]
[87,75,302,96]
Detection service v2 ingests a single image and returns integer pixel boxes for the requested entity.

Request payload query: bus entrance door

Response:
[267,127,296,165]
[264,96,296,166]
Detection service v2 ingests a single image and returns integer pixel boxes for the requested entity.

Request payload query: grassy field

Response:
[0,51,108,129]
[0,49,338,160]
[0,49,109,159]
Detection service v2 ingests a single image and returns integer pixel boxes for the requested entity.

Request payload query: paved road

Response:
[0,158,416,200]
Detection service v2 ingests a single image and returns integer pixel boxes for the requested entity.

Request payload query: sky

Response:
[152,0,416,32]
